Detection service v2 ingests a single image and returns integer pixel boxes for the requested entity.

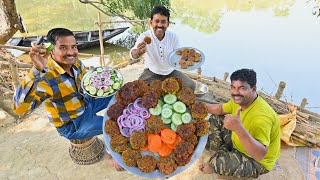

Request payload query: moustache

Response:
[155,26,164,29]
[63,54,77,59]
[232,94,244,98]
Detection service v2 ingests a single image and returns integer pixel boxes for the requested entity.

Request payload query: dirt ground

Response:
[0,63,306,180]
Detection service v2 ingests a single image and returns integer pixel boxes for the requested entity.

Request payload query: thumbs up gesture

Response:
[223,107,243,132]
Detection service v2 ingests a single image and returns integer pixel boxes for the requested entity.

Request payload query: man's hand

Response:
[136,41,146,56]
[132,41,146,59]
[199,163,214,174]
[223,107,243,132]
[29,45,50,72]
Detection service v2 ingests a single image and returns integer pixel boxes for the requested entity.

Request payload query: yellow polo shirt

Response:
[222,96,280,170]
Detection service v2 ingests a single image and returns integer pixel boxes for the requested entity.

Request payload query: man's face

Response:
[230,80,256,106]
[150,13,169,39]
[51,36,78,66]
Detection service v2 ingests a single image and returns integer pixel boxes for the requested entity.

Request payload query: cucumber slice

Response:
[85,85,91,91]
[158,99,164,108]
[172,113,182,126]
[97,89,104,96]
[181,112,192,124]
[149,105,162,116]
[161,107,173,119]
[108,88,114,94]
[161,116,172,124]
[162,104,173,110]
[173,101,187,113]
[83,81,90,86]
[89,86,96,91]
[171,123,177,132]
[163,94,177,104]
[84,77,90,83]
[112,82,121,89]
[96,67,103,73]
[103,92,109,97]
[43,42,54,51]
[89,88,97,95]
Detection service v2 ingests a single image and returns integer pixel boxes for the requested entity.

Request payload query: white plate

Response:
[168,47,205,71]
[103,96,208,178]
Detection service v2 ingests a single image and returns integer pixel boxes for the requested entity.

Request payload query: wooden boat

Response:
[5,27,129,50]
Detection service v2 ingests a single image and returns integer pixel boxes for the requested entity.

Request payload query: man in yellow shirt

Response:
[199,69,280,178]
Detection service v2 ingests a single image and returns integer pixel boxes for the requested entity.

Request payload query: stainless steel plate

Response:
[168,47,205,71]
[81,66,123,98]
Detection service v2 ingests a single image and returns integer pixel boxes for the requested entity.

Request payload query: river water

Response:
[15,0,320,112]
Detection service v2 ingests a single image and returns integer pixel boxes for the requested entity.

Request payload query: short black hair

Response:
[46,28,75,45]
[151,5,170,22]
[230,69,257,88]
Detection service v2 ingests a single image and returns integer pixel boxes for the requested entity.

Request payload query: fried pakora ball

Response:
[104,120,120,137]
[190,102,208,120]
[122,148,142,167]
[189,49,196,56]
[176,50,183,55]
[162,77,180,94]
[186,60,194,66]
[149,80,164,98]
[188,56,195,62]
[176,123,196,140]
[177,87,195,107]
[144,36,152,44]
[118,82,140,104]
[130,132,147,150]
[172,77,183,90]
[193,119,209,136]
[185,134,198,146]
[110,135,128,153]
[146,116,164,134]
[141,91,159,109]
[194,56,201,62]
[137,155,157,173]
[107,102,126,120]
[173,141,195,166]
[157,157,178,175]
[180,62,188,69]
[133,80,149,96]
[179,58,186,65]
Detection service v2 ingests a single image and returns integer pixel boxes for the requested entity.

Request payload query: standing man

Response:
[130,5,195,90]
[199,69,280,178]
[13,28,123,170]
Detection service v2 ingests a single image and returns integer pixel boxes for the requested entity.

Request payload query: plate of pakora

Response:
[168,47,205,71]
[81,66,123,98]
[103,77,209,178]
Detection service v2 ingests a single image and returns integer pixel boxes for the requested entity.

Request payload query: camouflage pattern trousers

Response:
[206,115,269,178]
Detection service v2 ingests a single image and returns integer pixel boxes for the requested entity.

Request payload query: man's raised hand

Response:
[29,45,50,72]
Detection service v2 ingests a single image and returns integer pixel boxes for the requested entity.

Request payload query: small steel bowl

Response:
[194,82,208,98]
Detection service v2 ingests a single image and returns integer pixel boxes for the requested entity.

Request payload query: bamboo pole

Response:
[95,19,147,25]
[197,67,202,75]
[300,98,308,110]
[0,45,97,57]
[274,81,286,99]
[223,72,229,81]
[183,71,230,86]
[97,12,105,66]
[6,56,20,90]
[0,62,32,69]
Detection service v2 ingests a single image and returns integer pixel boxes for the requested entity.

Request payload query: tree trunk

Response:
[0,0,20,44]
